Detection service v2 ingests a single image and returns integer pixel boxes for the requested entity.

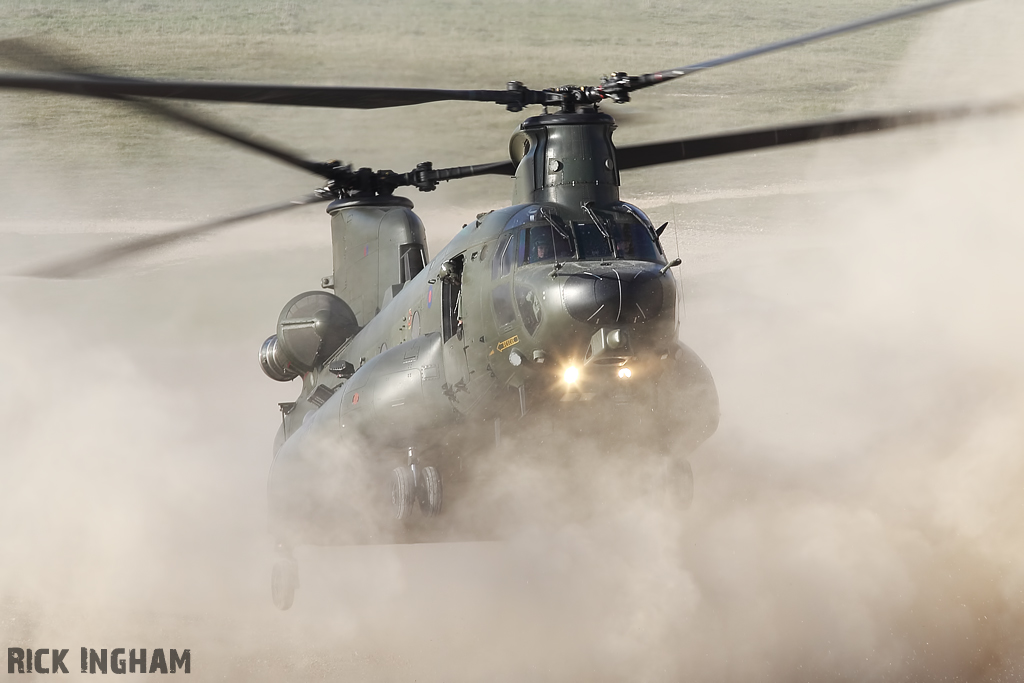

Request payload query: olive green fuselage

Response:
[266,112,719,544]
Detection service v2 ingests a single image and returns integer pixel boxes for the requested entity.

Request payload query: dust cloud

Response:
[3,0,1024,681]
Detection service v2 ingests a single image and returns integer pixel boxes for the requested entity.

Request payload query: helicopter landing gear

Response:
[654,457,694,511]
[391,448,443,519]
[391,466,416,519]
[673,458,694,510]
[271,545,299,611]
[417,465,443,517]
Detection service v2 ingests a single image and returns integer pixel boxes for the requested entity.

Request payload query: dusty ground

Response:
[2,1,1024,681]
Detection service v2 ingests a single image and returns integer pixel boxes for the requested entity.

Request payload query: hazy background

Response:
[2,0,1024,680]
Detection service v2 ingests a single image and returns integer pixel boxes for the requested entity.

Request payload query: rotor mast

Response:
[510,111,620,207]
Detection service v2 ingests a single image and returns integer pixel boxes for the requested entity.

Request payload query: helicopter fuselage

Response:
[263,111,719,544]
[253,86,1005,547]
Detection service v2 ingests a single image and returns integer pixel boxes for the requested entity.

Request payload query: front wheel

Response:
[391,466,415,519]
[271,559,298,611]
[651,457,693,511]
[417,465,443,517]
[670,458,694,510]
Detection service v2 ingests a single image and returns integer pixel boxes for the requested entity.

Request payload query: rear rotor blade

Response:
[615,98,1023,170]
[0,38,334,178]
[625,0,977,92]
[23,194,329,279]
[105,97,335,177]
[0,72,527,110]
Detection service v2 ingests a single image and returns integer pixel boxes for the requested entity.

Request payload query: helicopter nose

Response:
[561,264,668,325]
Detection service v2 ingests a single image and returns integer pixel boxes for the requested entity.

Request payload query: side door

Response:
[441,253,471,404]
[490,231,518,335]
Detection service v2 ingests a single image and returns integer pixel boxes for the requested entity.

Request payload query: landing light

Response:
[618,367,632,379]
[563,366,579,384]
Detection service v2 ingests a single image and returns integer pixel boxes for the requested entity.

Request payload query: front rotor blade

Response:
[23,194,329,279]
[0,39,333,177]
[615,99,1023,170]
[629,0,976,91]
[0,72,522,109]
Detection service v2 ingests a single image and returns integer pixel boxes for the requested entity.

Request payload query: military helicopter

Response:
[1,0,1017,610]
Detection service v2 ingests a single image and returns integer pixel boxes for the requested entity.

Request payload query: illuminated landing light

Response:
[617,367,632,379]
[563,366,580,384]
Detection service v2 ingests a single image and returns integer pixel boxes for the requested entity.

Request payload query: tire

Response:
[271,559,298,611]
[417,465,443,517]
[672,458,694,510]
[391,466,415,520]
[652,457,694,511]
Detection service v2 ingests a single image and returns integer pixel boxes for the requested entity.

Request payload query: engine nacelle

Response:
[259,291,359,381]
[259,335,298,382]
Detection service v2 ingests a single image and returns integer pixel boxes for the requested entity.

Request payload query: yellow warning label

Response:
[496,335,520,352]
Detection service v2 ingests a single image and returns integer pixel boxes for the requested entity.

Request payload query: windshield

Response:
[506,203,666,266]
[571,204,666,264]
[518,224,574,265]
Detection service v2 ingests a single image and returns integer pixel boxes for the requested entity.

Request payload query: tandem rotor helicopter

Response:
[1,0,1017,610]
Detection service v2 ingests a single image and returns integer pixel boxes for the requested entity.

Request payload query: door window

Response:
[491,232,516,280]
[399,243,426,282]
[442,256,464,343]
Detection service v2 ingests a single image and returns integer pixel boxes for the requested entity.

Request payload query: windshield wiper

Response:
[539,206,574,271]
[539,206,572,243]
[581,201,615,256]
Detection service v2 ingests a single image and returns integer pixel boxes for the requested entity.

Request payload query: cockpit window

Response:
[572,223,612,260]
[518,225,574,265]
[491,231,516,280]
[399,243,426,283]
[605,221,664,263]
[571,204,666,264]
[503,205,549,232]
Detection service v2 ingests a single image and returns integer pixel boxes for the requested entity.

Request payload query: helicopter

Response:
[0,0,1018,611]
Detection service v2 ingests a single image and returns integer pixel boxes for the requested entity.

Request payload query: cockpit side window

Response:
[620,203,666,256]
[399,243,426,283]
[491,232,515,280]
[608,222,664,263]
[490,233,517,329]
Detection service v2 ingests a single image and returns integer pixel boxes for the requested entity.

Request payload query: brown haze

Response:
[2,0,1024,681]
